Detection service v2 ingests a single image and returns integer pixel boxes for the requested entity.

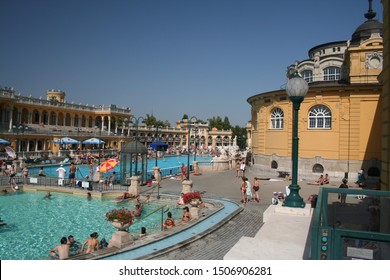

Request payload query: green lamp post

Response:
[283,68,309,208]
[180,116,198,180]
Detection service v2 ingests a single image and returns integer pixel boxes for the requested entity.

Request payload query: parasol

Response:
[5,146,16,159]
[149,141,168,151]
[0,138,10,145]
[99,159,119,173]
[82,137,105,145]
[53,137,80,145]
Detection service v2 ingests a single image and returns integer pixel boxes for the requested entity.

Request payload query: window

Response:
[309,105,332,129]
[271,160,278,169]
[323,67,341,81]
[270,108,284,129]
[302,70,313,83]
[312,164,324,173]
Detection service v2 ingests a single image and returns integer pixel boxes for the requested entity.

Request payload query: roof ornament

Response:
[364,0,376,20]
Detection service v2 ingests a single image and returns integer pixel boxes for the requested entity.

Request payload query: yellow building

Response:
[0,88,231,161]
[380,0,389,191]
[248,3,383,183]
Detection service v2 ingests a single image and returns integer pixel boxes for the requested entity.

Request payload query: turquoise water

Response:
[28,155,212,179]
[0,191,183,260]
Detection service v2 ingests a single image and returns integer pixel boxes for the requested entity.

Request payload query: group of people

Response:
[235,160,247,178]
[50,232,102,260]
[308,174,330,185]
[162,206,193,230]
[239,176,260,204]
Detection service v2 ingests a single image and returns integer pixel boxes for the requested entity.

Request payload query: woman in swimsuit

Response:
[80,232,100,253]
[252,177,260,203]
[163,211,175,229]
[240,177,247,204]
[181,206,192,223]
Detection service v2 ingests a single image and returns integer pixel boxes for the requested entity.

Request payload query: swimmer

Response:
[44,191,51,198]
[50,237,70,260]
[163,211,175,230]
[133,203,143,217]
[139,227,147,237]
[180,206,192,223]
[80,232,100,253]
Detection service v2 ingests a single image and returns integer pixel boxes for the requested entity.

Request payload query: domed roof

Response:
[350,0,383,45]
[351,19,383,45]
[121,141,148,154]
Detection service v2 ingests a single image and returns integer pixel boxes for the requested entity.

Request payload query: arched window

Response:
[271,160,278,169]
[302,70,313,83]
[308,105,332,129]
[270,108,284,129]
[323,67,341,81]
[312,164,324,173]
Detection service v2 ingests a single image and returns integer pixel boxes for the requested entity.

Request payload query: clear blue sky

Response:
[0,0,384,127]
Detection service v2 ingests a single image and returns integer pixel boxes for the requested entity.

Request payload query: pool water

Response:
[0,191,183,260]
[28,155,212,178]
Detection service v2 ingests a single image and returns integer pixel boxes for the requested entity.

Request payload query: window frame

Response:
[308,105,332,129]
[323,66,341,81]
[270,108,284,130]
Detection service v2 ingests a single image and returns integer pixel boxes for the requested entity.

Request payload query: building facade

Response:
[0,88,231,159]
[380,0,389,191]
[247,3,384,182]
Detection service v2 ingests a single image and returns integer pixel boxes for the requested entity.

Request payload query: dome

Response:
[121,141,148,154]
[351,19,383,45]
[350,0,383,45]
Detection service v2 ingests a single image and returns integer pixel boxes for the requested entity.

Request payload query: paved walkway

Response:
[144,166,335,260]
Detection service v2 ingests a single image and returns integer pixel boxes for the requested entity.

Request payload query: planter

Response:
[190,199,201,207]
[111,220,132,231]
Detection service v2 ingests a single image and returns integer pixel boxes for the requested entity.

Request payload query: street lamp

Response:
[193,126,199,161]
[180,116,198,180]
[283,67,309,208]
[12,124,28,159]
[154,125,162,167]
[95,120,104,167]
[129,116,145,176]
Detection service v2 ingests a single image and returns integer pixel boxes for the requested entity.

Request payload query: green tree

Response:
[144,114,170,127]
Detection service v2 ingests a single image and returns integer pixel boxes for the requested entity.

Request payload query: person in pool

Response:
[163,211,175,230]
[50,237,70,260]
[80,232,100,253]
[133,203,143,217]
[180,206,192,223]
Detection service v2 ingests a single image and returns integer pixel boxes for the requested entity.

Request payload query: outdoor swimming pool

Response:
[0,191,184,260]
[28,155,212,179]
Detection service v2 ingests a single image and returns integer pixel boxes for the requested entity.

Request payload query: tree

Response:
[144,114,170,127]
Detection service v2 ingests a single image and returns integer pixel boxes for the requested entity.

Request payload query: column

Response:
[108,116,111,135]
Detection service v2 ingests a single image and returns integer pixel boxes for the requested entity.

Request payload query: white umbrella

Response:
[82,137,105,145]
[53,137,80,144]
[0,138,10,145]
[5,146,16,158]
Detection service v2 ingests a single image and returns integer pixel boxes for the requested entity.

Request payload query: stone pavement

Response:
[144,166,338,260]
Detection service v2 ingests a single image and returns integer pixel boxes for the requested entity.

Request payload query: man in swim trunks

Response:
[80,232,100,253]
[69,163,76,187]
[50,236,70,260]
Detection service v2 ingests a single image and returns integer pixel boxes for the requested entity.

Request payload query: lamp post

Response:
[129,116,145,176]
[180,116,198,180]
[283,68,309,208]
[95,120,104,167]
[12,124,28,159]
[193,127,199,161]
[154,125,161,167]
